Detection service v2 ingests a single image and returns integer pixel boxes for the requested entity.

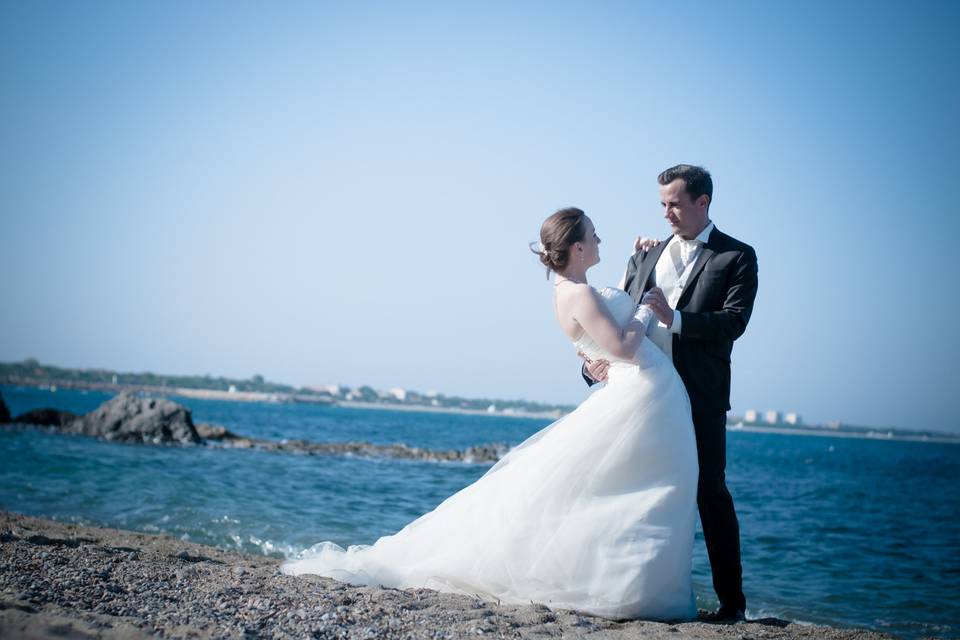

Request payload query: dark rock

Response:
[172,551,224,564]
[12,408,80,427]
[205,434,509,463]
[68,391,201,444]
[260,439,509,463]
[195,422,241,440]
[0,392,9,423]
[24,535,94,548]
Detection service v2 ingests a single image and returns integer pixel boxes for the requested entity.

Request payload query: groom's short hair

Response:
[658,165,713,206]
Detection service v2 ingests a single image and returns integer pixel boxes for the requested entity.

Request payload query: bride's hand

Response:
[634,236,662,253]
[579,351,610,383]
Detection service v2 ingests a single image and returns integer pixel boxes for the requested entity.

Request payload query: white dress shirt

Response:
[645,221,714,360]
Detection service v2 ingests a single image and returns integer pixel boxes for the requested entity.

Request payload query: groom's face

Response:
[659,179,709,240]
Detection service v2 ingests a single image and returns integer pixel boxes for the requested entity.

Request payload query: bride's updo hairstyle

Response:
[531,207,587,277]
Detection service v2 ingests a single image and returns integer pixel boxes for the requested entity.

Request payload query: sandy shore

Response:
[0,511,894,640]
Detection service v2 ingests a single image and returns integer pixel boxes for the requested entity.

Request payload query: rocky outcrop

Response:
[3,391,506,462]
[194,422,242,441]
[0,393,9,423]
[12,408,79,427]
[196,421,509,463]
[1,391,199,444]
[211,437,509,463]
[67,391,201,445]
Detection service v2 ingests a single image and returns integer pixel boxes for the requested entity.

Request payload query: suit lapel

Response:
[677,227,718,308]
[632,236,672,301]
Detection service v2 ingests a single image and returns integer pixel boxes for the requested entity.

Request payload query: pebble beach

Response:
[0,511,897,640]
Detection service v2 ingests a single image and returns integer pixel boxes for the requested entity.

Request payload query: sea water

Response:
[1,385,957,638]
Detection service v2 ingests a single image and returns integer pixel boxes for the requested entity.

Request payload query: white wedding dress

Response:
[281,287,699,620]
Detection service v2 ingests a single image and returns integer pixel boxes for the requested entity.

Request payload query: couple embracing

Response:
[283,164,759,623]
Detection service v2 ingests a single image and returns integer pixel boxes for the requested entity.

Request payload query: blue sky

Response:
[2,1,958,432]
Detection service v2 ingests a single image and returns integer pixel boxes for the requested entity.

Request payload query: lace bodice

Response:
[573,286,654,363]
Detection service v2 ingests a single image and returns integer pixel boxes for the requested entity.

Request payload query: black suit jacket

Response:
[588,226,758,414]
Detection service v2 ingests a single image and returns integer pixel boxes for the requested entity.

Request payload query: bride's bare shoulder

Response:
[555,282,594,297]
[554,284,601,329]
[555,283,598,308]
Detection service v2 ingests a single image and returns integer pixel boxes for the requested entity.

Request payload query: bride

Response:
[281,207,700,621]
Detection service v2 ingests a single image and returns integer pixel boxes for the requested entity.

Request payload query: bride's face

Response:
[575,217,601,268]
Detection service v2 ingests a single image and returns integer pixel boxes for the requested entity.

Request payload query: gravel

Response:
[0,511,896,640]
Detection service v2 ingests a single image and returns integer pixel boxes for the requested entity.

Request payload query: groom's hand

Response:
[579,351,610,383]
[641,288,674,327]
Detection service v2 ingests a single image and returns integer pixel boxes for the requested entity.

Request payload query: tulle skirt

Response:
[281,358,699,621]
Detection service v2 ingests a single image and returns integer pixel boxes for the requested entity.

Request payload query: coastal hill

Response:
[0,358,573,419]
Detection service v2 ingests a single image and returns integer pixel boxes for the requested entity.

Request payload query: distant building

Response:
[302,385,335,396]
[388,388,407,402]
[311,385,341,396]
[764,410,781,425]
[487,404,497,413]
[744,409,759,423]
[228,385,237,394]
[784,412,802,425]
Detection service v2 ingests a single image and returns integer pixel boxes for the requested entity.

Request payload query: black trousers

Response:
[692,409,746,611]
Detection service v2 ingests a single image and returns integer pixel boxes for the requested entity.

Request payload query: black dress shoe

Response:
[707,605,746,622]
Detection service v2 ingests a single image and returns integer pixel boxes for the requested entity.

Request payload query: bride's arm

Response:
[567,285,647,361]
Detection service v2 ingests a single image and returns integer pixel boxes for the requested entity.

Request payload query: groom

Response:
[583,164,758,621]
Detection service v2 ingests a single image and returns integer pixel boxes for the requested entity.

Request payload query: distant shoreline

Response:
[2,382,565,421]
[727,423,960,444]
[334,400,562,420]
[0,380,566,418]
[3,380,957,444]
